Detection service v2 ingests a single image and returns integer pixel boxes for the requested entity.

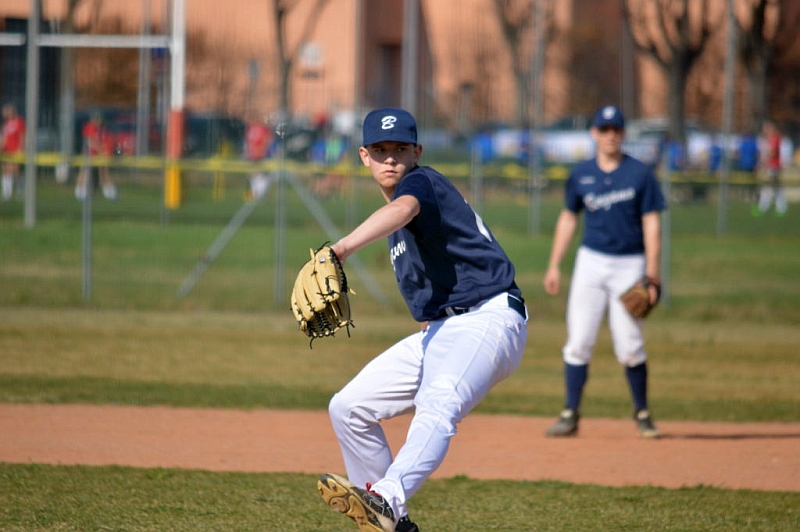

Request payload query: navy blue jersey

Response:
[565,154,666,255]
[388,165,521,322]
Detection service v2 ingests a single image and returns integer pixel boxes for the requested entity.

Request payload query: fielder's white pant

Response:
[757,183,788,214]
[250,173,272,200]
[328,292,527,520]
[563,246,647,367]
[2,174,14,199]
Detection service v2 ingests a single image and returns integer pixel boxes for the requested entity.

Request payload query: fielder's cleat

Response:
[635,409,660,439]
[545,409,579,437]
[395,515,421,532]
[318,473,396,532]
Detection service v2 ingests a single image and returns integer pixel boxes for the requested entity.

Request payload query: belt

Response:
[443,294,526,320]
[507,294,527,319]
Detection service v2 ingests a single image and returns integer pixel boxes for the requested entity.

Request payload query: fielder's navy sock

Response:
[626,362,648,411]
[564,362,588,411]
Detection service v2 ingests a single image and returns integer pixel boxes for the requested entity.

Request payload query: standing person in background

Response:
[737,130,760,203]
[317,107,528,532]
[75,113,118,201]
[1,103,25,201]
[542,105,667,439]
[310,128,349,198]
[753,120,787,217]
[244,115,273,200]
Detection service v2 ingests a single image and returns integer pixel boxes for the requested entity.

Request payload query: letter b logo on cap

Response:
[381,116,397,130]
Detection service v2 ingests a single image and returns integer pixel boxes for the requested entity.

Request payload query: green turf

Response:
[1,173,799,530]
[0,308,798,421]
[1,178,799,419]
[0,465,797,532]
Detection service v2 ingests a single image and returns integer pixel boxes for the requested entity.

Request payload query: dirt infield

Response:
[1,404,798,492]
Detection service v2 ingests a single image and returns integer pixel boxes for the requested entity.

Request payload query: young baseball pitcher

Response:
[316,108,528,532]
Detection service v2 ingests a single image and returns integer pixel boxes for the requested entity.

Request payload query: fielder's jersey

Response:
[565,154,666,255]
[2,116,24,152]
[388,165,521,322]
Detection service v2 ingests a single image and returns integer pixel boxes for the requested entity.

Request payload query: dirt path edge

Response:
[1,403,798,492]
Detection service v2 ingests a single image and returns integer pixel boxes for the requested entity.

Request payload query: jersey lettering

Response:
[389,239,407,271]
[474,210,493,242]
[584,187,635,212]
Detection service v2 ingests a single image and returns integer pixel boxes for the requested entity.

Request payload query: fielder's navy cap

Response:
[592,105,625,129]
[362,107,418,147]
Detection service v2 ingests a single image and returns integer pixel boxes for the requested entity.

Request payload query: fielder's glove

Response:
[290,243,354,344]
[620,276,661,319]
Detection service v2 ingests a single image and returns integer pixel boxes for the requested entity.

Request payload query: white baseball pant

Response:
[327,291,527,520]
[563,246,647,368]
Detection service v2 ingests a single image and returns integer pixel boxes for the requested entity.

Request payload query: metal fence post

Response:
[273,122,288,306]
[660,156,671,307]
[81,152,93,302]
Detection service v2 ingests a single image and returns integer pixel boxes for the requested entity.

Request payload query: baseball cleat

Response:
[318,473,396,532]
[635,409,660,438]
[395,515,421,532]
[545,408,579,437]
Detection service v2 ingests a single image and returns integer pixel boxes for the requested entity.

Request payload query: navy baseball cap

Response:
[362,107,418,147]
[592,105,625,129]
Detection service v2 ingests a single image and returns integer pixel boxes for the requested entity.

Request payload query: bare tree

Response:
[447,10,505,131]
[566,19,623,115]
[471,40,505,127]
[77,17,140,106]
[736,0,800,130]
[270,0,331,119]
[184,28,245,115]
[490,0,553,128]
[622,0,722,142]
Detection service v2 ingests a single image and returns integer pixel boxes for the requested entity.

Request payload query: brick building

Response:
[0,0,797,137]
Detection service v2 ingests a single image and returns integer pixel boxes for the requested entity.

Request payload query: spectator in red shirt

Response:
[1,103,25,200]
[244,115,273,200]
[75,113,118,201]
[753,120,787,217]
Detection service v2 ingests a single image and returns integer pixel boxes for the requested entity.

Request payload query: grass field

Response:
[1,174,799,530]
[1,466,798,532]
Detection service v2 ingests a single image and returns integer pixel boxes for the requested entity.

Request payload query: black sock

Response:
[564,362,588,411]
[625,362,648,412]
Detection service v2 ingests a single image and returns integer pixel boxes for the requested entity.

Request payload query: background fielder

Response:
[753,120,787,217]
[317,107,528,532]
[543,105,666,439]
[1,103,25,201]
[75,113,118,201]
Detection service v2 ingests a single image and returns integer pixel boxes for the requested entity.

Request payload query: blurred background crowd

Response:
[0,0,798,193]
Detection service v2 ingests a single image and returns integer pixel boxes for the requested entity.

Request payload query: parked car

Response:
[75,107,248,158]
[182,113,245,158]
[109,114,163,155]
[543,114,590,131]
[624,116,709,142]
